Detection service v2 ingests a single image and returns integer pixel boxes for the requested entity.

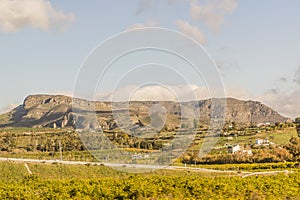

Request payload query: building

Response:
[256,138,269,145]
[257,122,271,127]
[228,144,241,154]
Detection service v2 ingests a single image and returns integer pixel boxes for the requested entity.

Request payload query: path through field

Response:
[0,157,293,177]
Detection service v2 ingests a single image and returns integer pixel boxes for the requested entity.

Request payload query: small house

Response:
[228,144,241,154]
[257,122,271,127]
[256,138,269,145]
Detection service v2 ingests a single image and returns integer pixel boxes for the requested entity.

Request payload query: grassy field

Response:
[0,161,299,199]
[0,161,237,182]
[215,127,297,147]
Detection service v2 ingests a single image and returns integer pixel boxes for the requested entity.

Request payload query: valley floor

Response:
[0,126,299,199]
[0,160,299,199]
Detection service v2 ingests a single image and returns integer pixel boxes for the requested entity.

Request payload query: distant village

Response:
[224,122,278,155]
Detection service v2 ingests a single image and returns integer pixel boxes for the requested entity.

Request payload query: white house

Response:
[257,122,271,127]
[256,138,269,145]
[228,144,241,154]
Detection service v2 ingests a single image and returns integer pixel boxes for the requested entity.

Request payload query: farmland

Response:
[0,161,299,199]
[0,124,298,164]
[0,124,299,199]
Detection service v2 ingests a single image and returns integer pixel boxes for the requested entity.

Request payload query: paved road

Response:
[0,157,293,177]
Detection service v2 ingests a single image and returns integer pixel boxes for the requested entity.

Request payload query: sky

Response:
[0,0,300,118]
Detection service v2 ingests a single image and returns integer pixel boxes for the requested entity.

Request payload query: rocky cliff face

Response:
[0,94,288,129]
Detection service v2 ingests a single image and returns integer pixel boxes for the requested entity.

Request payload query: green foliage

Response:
[0,172,299,199]
[0,126,298,166]
[0,162,28,182]
[295,117,300,137]
[285,137,300,161]
[0,161,299,199]
[177,162,300,172]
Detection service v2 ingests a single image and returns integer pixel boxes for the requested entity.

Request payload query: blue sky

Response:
[0,0,300,118]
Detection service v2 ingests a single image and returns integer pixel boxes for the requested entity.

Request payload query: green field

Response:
[0,161,299,199]
[0,126,298,163]
[216,127,297,147]
[0,126,299,199]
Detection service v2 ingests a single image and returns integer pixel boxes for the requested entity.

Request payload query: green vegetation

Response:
[0,112,11,125]
[181,126,300,165]
[0,161,28,182]
[0,114,299,199]
[176,162,300,172]
[0,161,230,182]
[0,161,299,199]
[295,117,300,137]
[0,123,298,199]
[0,124,299,165]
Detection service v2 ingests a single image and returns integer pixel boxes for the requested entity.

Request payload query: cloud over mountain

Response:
[125,21,158,31]
[0,104,18,114]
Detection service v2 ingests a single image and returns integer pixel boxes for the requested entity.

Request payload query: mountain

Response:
[0,94,289,129]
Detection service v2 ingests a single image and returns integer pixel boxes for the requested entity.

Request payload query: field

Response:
[0,126,299,199]
[0,161,299,199]
[0,125,297,162]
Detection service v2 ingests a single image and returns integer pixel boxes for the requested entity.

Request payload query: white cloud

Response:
[0,0,74,32]
[97,84,300,119]
[190,0,238,32]
[96,84,211,102]
[175,20,206,44]
[96,85,256,103]
[49,91,74,98]
[125,21,158,31]
[224,86,300,119]
[223,88,300,119]
[257,91,300,119]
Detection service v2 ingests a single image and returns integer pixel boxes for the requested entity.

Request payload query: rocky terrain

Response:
[0,94,289,130]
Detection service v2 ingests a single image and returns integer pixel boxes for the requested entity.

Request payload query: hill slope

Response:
[0,95,288,129]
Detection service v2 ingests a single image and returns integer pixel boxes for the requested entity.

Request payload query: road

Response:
[0,157,237,172]
[0,157,293,177]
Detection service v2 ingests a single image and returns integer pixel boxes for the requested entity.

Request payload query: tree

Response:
[295,117,300,137]
[284,137,300,161]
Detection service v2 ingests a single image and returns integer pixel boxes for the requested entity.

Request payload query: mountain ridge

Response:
[0,94,289,129]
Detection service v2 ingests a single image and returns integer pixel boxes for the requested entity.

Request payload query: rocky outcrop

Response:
[0,94,289,129]
[23,95,72,109]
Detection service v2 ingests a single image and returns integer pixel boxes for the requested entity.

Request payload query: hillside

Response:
[0,94,288,129]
